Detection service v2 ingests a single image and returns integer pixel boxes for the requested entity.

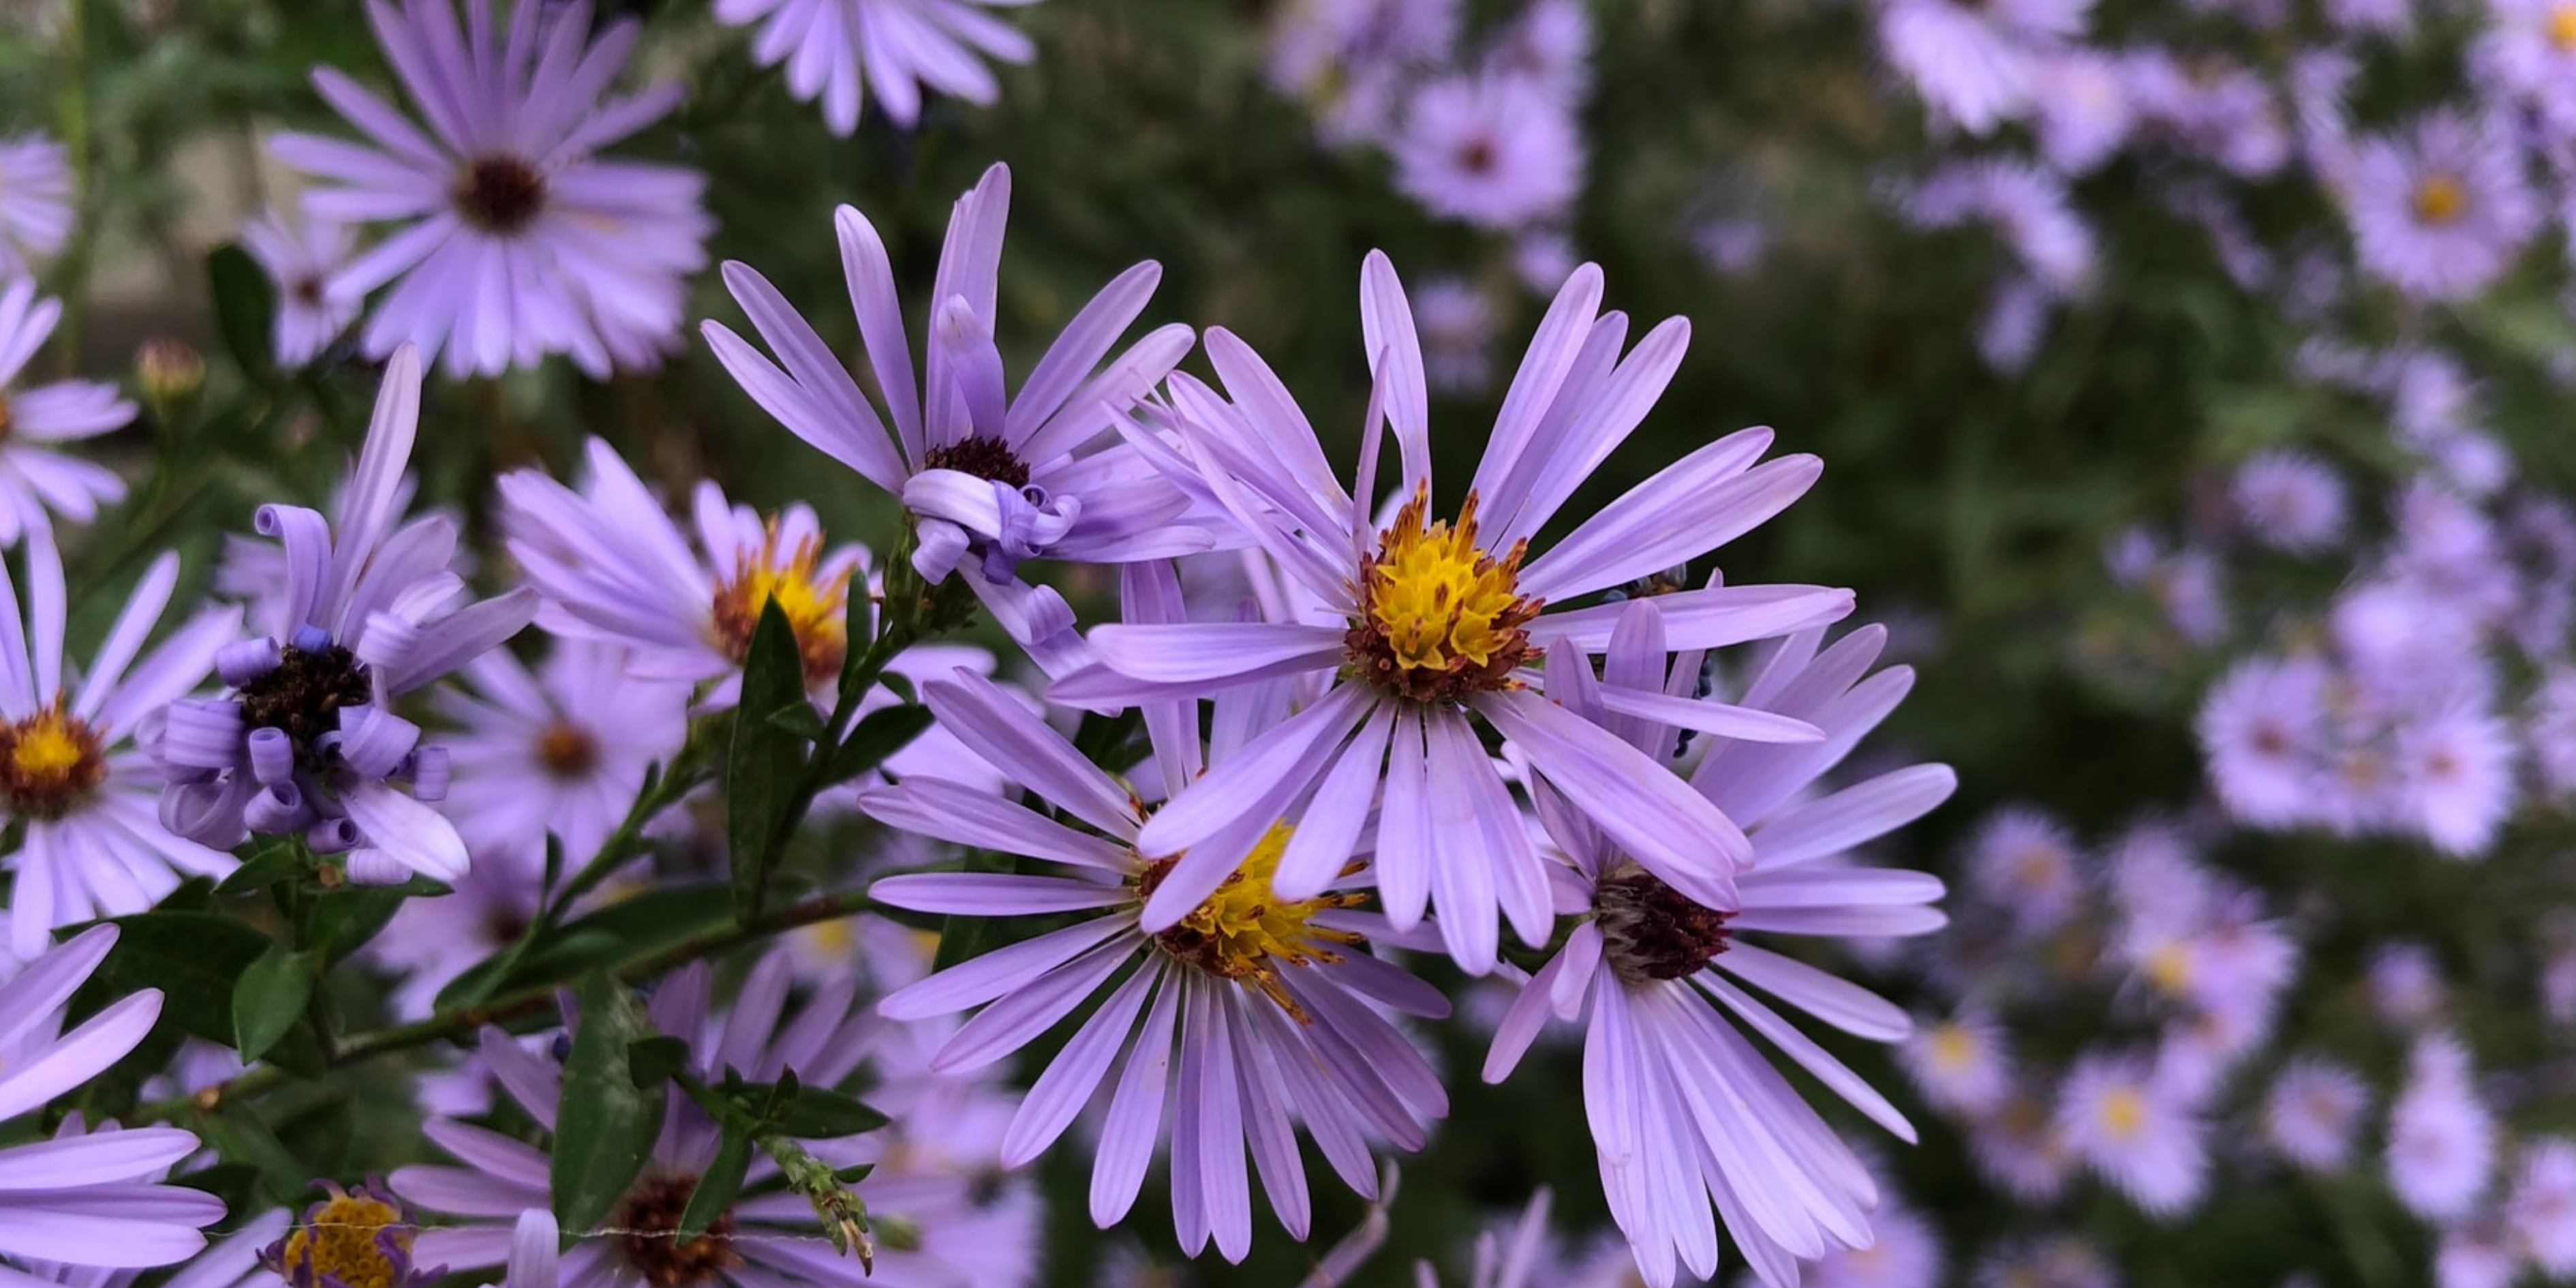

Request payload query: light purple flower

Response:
[1960,805,2083,936]
[1056,253,1853,970]
[2347,112,2541,302]
[1971,1236,2114,1288]
[867,586,1450,1262]
[703,162,1202,675]
[367,840,549,1017]
[2198,654,2331,829]
[1392,73,1583,230]
[0,279,135,547]
[2474,0,2576,126]
[1899,1010,2013,1116]
[2232,449,2348,552]
[1965,1084,2076,1201]
[1803,1197,1944,1288]
[239,206,361,368]
[156,346,538,884]
[2055,1051,2208,1216]
[713,0,1037,134]
[1,530,240,959]
[1902,160,2096,296]
[1268,0,1460,104]
[2508,1137,2576,1276]
[2031,50,2134,174]
[2394,698,2517,857]
[1479,0,1591,101]
[1413,276,1498,394]
[2123,52,2292,177]
[432,638,688,867]
[1875,0,2088,134]
[0,133,73,275]
[0,926,226,1274]
[2389,1032,2498,1222]
[1482,606,1952,1288]
[2262,1057,2370,1173]
[271,0,712,377]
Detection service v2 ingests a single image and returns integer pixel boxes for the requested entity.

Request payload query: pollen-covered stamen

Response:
[451,155,549,235]
[1594,861,1732,983]
[709,521,852,688]
[2412,174,2468,226]
[263,1184,420,1288]
[921,435,1032,489]
[236,643,373,763]
[0,702,106,818]
[1345,482,1544,703]
[612,1173,742,1288]
[1139,822,1367,1022]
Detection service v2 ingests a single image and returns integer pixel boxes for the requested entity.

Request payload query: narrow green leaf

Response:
[229,942,315,1063]
[435,885,735,1009]
[205,245,277,382]
[678,1131,754,1242]
[552,972,667,1239]
[767,701,827,743]
[822,703,933,786]
[305,879,440,966]
[626,1036,693,1090]
[726,600,810,921]
[76,910,274,1047]
[774,1086,890,1140]
[214,841,306,895]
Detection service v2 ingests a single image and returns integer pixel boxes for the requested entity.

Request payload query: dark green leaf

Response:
[627,1036,693,1090]
[678,1131,753,1242]
[76,910,273,1047]
[1072,707,1144,767]
[726,600,810,921]
[305,879,439,966]
[229,942,314,1063]
[774,1086,889,1140]
[767,700,827,743]
[215,840,306,895]
[435,884,735,1009]
[823,703,934,786]
[552,972,667,1240]
[205,244,277,382]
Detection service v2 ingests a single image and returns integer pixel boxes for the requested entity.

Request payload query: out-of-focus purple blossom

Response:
[2393,699,2516,857]
[2508,1137,2576,1275]
[1690,215,1773,277]
[1967,1083,2078,1201]
[1802,1197,1944,1288]
[1268,0,1460,106]
[0,133,73,275]
[1413,276,1498,394]
[2231,450,2348,552]
[239,206,360,369]
[2122,52,2293,177]
[2106,528,2226,645]
[712,0,1037,135]
[1903,160,2097,296]
[1970,1235,2115,1288]
[2370,940,2447,1028]
[0,279,136,547]
[2327,0,2412,36]
[1978,276,2053,373]
[1875,0,2090,134]
[1479,0,1590,102]
[1901,1011,2013,1116]
[2055,1052,2209,1215]
[2347,112,2541,303]
[2388,1033,2498,1222]
[1961,806,2084,936]
[2435,1218,2521,1288]
[2475,0,2576,127]
[2198,654,2332,829]
[1394,72,1583,230]
[2031,51,2134,174]
[431,639,688,868]
[2262,1058,2371,1172]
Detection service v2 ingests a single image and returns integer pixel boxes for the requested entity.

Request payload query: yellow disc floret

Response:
[2096,1085,2147,1141]
[2550,1,2576,50]
[1345,482,1542,702]
[2412,174,2468,226]
[0,702,105,818]
[1144,823,1366,1022]
[709,521,852,688]
[271,1189,416,1288]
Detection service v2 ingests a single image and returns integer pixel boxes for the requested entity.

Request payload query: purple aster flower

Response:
[1965,1084,2076,1202]
[2263,1057,2370,1173]
[0,134,73,275]
[0,279,136,547]
[1413,276,1498,394]
[1901,160,2096,296]
[262,1179,434,1288]
[2232,449,2348,552]
[2509,1137,2576,1276]
[2393,698,2517,857]
[0,926,226,1272]
[1479,607,1951,1288]
[2030,50,2134,174]
[712,0,1037,134]
[1268,0,1460,105]
[1803,1195,1944,1288]
[703,163,1202,675]
[2347,112,2541,303]
[1,531,241,958]
[271,0,712,377]
[2198,654,2331,829]
[1875,0,2087,134]
[26,1208,290,1288]
[239,206,361,369]
[499,438,868,709]
[866,584,1450,1262]
[1899,1010,2012,1116]
[432,639,688,867]
[1972,1236,2114,1288]
[1056,254,1852,970]
[2477,0,2576,128]
[368,841,548,1017]
[2370,940,2447,1028]
[1479,0,1591,102]
[2389,1033,2496,1221]
[1959,805,2083,936]
[1392,73,1582,230]
[156,346,538,884]
[2122,52,2292,177]
[397,956,1005,1288]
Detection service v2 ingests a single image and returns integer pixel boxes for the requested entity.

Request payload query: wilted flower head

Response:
[262,1180,431,1288]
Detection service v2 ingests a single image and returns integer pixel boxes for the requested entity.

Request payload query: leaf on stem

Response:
[553,972,669,1240]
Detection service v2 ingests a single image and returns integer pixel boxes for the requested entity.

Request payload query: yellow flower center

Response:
[2097,1085,2147,1141]
[0,703,106,818]
[709,522,851,688]
[1142,822,1365,1022]
[2551,2,2576,50]
[277,1193,413,1288]
[2145,940,2194,995]
[1928,1024,1978,1071]
[1345,484,1542,702]
[2413,174,2468,226]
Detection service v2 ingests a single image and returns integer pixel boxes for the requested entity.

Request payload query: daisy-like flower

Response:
[1960,805,2083,936]
[1899,1010,2012,1116]
[1392,73,1582,230]
[397,957,1006,1288]
[867,577,1450,1262]
[1057,254,1853,970]
[0,927,226,1274]
[157,346,538,884]
[1803,1197,1944,1288]
[703,162,1202,674]
[2474,0,2576,125]
[239,206,361,368]
[2389,1032,2497,1222]
[432,639,688,866]
[270,0,712,377]
[1971,1236,2113,1288]
[1875,0,2088,134]
[2508,1137,2576,1276]
[1481,604,1953,1288]
[1,532,241,958]
[368,841,548,1017]
[262,1180,433,1288]
[1967,1084,2076,1201]
[1414,276,1498,394]
[712,0,1038,135]
[498,437,868,709]
[0,134,72,275]
[2053,1052,2207,1215]
[2346,112,2541,303]
[0,279,136,547]
[2262,1058,2370,1171]
[2232,450,2349,553]
[2030,50,2134,174]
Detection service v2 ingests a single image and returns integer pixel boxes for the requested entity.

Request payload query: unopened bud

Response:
[136,337,204,425]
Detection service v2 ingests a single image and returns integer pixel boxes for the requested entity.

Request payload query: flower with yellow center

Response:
[709,521,852,688]
[2095,1084,2148,1140]
[2413,174,2468,226]
[1344,482,1543,702]
[1141,821,1366,1022]
[264,1184,420,1288]
[0,701,106,819]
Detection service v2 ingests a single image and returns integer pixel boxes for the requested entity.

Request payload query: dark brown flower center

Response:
[452,155,549,235]
[237,643,373,763]
[0,390,14,444]
[1594,861,1732,983]
[1459,136,1499,175]
[290,275,326,307]
[535,720,599,780]
[611,1173,741,1288]
[921,435,1031,488]
[0,703,106,818]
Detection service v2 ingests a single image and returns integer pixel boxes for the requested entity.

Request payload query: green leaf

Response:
[678,1131,753,1242]
[214,840,306,895]
[774,1086,889,1140]
[77,910,274,1047]
[229,942,315,1063]
[767,700,827,743]
[304,878,441,966]
[433,885,735,1009]
[822,703,933,786]
[726,600,810,921]
[205,244,277,382]
[626,1036,694,1090]
[552,972,667,1240]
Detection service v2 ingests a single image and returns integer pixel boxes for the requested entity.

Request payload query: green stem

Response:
[52,0,97,377]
